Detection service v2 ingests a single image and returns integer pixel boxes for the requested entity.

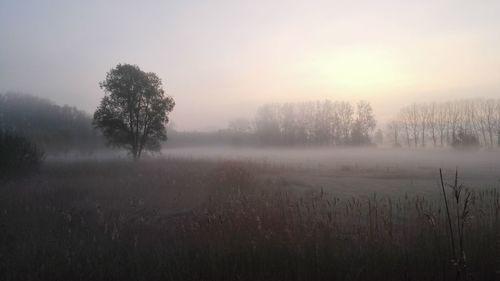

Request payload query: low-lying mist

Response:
[162,146,499,170]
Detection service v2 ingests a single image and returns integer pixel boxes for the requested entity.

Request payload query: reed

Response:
[0,159,497,280]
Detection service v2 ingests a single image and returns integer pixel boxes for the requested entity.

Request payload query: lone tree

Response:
[94,64,175,160]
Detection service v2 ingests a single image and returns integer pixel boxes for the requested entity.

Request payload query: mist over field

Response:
[2,1,500,280]
[162,146,500,171]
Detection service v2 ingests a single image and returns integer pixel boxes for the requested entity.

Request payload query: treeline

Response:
[387,99,500,148]
[166,100,377,148]
[0,93,103,153]
[5,92,500,151]
[252,100,376,146]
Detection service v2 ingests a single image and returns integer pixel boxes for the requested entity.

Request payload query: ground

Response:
[1,147,499,280]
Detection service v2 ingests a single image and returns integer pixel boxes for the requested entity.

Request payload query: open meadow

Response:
[1,148,499,281]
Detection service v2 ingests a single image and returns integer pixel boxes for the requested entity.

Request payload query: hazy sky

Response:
[1,0,500,130]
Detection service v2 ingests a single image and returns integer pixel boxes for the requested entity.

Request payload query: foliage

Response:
[0,130,44,179]
[0,92,101,153]
[94,64,175,159]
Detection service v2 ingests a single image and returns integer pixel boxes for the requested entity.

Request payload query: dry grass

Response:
[0,158,498,280]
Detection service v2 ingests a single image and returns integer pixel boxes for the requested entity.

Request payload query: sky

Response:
[1,0,500,131]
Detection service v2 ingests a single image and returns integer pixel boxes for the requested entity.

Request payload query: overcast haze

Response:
[1,0,500,130]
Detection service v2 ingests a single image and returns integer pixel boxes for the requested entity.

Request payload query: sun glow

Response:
[298,48,409,95]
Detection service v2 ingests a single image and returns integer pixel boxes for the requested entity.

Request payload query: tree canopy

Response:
[93,64,175,159]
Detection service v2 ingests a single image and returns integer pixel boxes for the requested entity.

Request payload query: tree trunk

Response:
[421,126,425,148]
[498,130,500,147]
[131,144,140,161]
[488,128,493,148]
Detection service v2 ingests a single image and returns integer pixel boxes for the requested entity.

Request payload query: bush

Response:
[451,129,480,149]
[0,130,44,179]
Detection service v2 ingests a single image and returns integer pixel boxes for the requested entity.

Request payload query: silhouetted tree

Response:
[93,64,175,160]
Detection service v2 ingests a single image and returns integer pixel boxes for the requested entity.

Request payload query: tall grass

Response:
[0,159,497,280]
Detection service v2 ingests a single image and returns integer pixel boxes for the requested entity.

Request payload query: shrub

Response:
[452,129,480,149]
[0,130,44,179]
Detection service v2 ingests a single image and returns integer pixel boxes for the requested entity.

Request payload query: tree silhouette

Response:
[93,64,175,160]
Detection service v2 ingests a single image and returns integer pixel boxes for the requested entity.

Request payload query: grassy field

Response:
[1,151,499,280]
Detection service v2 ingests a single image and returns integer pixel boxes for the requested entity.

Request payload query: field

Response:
[1,148,499,280]
[164,147,500,197]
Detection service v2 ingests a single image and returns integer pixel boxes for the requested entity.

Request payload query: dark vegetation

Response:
[94,64,175,160]
[0,92,102,153]
[0,130,44,179]
[0,159,497,281]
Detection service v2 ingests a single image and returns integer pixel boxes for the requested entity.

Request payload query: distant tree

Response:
[407,104,420,147]
[425,103,436,146]
[350,101,376,145]
[386,120,401,147]
[479,99,496,147]
[337,101,354,144]
[391,98,500,148]
[350,122,366,146]
[418,103,429,147]
[227,118,253,145]
[496,100,500,147]
[280,103,298,145]
[254,104,281,145]
[93,64,175,160]
[356,101,376,132]
[228,118,252,134]
[373,129,384,146]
